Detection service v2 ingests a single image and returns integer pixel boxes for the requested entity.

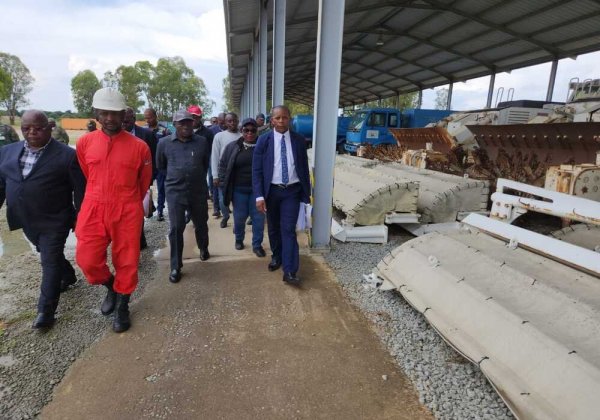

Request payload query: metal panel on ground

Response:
[374,229,600,420]
[333,155,489,224]
[550,224,600,251]
[333,156,418,225]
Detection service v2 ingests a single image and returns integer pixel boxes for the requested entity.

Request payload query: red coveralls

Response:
[75,130,152,294]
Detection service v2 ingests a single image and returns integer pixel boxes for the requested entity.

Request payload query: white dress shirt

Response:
[272,130,299,185]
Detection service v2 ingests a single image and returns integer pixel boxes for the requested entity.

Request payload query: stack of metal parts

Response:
[370,161,489,224]
[371,180,600,419]
[333,155,419,226]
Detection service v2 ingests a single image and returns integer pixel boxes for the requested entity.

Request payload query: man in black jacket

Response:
[156,109,211,283]
[123,107,156,249]
[0,110,86,329]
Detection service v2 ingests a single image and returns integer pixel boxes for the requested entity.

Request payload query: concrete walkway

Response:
[42,204,431,419]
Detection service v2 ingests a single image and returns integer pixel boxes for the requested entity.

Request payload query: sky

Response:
[0,0,228,115]
[420,51,600,111]
[0,0,599,115]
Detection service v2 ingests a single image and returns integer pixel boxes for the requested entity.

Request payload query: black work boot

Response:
[112,294,131,333]
[100,275,116,315]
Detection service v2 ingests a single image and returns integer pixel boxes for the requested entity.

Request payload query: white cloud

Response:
[0,0,228,113]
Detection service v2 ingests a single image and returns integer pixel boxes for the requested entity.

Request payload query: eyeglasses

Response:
[242,128,257,133]
[21,125,48,132]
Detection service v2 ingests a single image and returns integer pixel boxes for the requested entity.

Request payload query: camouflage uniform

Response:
[51,125,70,145]
[0,123,20,148]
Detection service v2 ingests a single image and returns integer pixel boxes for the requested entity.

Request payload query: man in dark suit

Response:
[123,107,156,249]
[0,110,85,329]
[252,105,311,286]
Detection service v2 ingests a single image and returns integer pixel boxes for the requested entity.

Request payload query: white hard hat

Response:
[92,87,126,111]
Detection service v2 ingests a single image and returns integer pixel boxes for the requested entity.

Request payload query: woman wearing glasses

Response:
[218,118,266,257]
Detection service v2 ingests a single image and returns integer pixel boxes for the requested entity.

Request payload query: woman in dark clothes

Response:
[218,118,266,257]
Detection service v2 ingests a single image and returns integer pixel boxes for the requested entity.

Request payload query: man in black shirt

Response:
[156,110,210,283]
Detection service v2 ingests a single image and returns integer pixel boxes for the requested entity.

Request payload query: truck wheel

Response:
[336,143,346,154]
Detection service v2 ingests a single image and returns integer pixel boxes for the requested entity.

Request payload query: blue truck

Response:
[291,108,453,154]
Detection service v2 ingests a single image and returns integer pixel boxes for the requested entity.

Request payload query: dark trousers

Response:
[156,171,166,214]
[23,229,75,314]
[167,196,209,270]
[266,183,301,275]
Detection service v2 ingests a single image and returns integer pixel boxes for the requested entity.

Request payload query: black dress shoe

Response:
[156,213,164,221]
[32,312,55,329]
[268,259,281,271]
[253,247,266,257]
[169,269,181,283]
[199,248,210,261]
[59,276,77,293]
[235,240,244,250]
[220,217,229,228]
[213,212,221,219]
[283,272,301,286]
[185,211,192,225]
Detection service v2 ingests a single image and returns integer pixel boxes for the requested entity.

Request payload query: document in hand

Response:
[296,202,313,231]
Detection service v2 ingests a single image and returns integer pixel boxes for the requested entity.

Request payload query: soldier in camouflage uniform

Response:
[0,123,20,148]
[48,118,70,145]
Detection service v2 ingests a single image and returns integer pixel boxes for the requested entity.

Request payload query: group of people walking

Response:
[0,86,311,334]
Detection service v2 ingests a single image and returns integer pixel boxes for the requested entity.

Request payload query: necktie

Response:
[281,134,289,184]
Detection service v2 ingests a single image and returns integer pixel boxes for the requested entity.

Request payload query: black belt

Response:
[272,182,298,189]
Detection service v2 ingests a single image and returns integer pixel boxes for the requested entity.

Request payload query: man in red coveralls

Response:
[75,88,152,333]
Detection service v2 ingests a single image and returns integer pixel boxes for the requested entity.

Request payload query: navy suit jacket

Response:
[252,130,311,203]
[0,139,86,233]
[133,125,157,169]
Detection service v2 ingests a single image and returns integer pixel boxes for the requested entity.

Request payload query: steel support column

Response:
[253,38,260,116]
[546,59,558,102]
[486,72,496,108]
[447,82,453,110]
[248,61,254,117]
[417,90,422,109]
[259,1,268,115]
[311,0,345,250]
[272,0,286,106]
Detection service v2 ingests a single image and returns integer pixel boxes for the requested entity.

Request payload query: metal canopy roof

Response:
[225,0,600,108]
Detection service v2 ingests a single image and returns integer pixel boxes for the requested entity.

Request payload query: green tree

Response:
[134,60,154,110]
[222,75,235,113]
[148,56,211,117]
[434,88,449,110]
[0,67,12,102]
[71,70,101,116]
[284,100,312,116]
[359,92,419,110]
[115,65,144,111]
[102,71,117,89]
[0,52,34,124]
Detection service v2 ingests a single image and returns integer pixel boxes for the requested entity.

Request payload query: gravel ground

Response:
[2,200,513,419]
[323,226,514,420]
[0,211,168,419]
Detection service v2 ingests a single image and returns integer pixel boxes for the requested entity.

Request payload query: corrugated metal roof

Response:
[225,0,600,108]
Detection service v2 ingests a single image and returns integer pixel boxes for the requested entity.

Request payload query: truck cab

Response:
[344,108,401,153]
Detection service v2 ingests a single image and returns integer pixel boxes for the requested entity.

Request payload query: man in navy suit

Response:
[253,105,311,286]
[0,110,86,329]
[123,107,156,249]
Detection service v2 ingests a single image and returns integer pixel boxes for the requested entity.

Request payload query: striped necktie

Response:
[281,134,289,184]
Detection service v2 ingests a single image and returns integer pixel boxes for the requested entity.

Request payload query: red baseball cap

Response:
[187,105,203,116]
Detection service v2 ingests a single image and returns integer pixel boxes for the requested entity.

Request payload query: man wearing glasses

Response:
[0,110,85,329]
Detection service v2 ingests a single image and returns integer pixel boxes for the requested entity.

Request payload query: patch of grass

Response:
[6,309,37,325]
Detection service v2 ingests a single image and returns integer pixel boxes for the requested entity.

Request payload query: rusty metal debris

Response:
[390,127,457,155]
[365,122,600,187]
